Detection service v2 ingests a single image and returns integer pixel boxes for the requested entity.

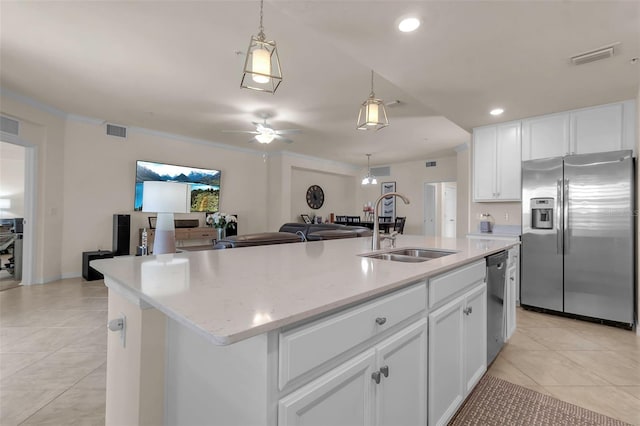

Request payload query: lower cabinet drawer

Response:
[429,260,486,308]
[278,282,426,390]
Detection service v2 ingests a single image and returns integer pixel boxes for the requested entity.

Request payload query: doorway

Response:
[423,181,457,238]
[0,138,35,287]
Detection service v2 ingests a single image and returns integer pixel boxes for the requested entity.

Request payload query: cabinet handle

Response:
[371,371,381,384]
[464,307,473,315]
[375,317,387,325]
[380,365,389,378]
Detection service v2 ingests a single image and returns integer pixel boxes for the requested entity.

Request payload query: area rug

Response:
[449,375,632,426]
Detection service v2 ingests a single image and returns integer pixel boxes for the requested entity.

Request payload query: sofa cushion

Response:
[214,232,303,249]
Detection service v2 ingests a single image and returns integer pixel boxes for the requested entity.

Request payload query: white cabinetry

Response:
[428,260,487,426]
[505,246,519,340]
[521,100,636,161]
[473,121,521,202]
[278,319,427,426]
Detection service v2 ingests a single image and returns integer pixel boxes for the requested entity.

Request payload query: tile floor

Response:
[1,278,639,425]
[487,308,640,425]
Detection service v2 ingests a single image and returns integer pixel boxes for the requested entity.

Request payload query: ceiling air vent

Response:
[571,44,617,66]
[106,123,127,138]
[370,166,391,177]
[0,116,20,135]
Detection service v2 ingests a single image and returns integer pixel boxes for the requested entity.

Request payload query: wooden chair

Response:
[393,217,406,234]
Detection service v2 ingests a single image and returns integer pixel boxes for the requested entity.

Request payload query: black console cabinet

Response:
[82,250,114,281]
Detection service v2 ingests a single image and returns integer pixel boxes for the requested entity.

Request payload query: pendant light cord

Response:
[370,70,375,98]
[258,0,266,40]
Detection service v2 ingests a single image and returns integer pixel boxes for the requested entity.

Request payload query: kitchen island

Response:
[93,235,517,426]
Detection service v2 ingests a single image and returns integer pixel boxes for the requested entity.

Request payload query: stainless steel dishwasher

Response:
[486,251,507,365]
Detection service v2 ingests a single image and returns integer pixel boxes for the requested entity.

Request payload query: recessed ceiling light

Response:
[398,17,421,32]
[490,108,504,116]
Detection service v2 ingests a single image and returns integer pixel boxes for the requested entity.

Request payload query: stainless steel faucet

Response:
[372,192,410,250]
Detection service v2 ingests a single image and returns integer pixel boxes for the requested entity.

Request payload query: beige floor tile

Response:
[74,363,106,390]
[501,349,610,386]
[501,328,548,354]
[543,385,640,425]
[618,386,640,401]
[45,297,107,311]
[0,309,90,327]
[516,309,580,329]
[1,351,106,390]
[573,325,640,352]
[558,350,640,386]
[58,310,108,329]
[1,327,97,353]
[0,326,41,351]
[21,388,105,426]
[0,388,64,425]
[58,326,107,353]
[0,352,50,379]
[519,326,606,350]
[485,358,554,395]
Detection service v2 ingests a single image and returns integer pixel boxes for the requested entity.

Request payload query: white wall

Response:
[0,141,25,219]
[60,119,269,277]
[356,156,458,236]
[290,168,355,223]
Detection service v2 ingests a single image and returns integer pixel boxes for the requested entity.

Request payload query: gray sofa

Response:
[212,223,372,250]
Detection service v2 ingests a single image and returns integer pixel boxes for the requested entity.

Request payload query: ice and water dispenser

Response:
[530,198,554,229]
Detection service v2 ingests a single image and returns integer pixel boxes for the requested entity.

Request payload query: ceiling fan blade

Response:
[222,130,259,134]
[275,129,302,135]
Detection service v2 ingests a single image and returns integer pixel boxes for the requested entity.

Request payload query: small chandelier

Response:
[240,0,282,93]
[362,154,378,185]
[357,70,389,130]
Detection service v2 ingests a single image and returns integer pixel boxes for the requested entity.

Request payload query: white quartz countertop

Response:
[92,235,517,346]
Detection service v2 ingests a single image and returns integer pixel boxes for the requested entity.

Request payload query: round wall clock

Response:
[306,185,325,209]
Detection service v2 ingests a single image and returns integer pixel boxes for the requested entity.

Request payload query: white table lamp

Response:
[142,181,191,254]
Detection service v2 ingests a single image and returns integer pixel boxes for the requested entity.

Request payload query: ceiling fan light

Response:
[255,133,275,144]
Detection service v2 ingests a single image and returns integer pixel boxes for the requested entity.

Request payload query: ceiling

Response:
[1,1,638,167]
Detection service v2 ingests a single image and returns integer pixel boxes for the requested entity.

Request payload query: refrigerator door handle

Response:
[563,178,570,254]
[556,179,563,255]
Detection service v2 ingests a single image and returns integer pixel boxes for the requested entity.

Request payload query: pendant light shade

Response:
[241,0,282,93]
[357,71,389,131]
[362,154,378,185]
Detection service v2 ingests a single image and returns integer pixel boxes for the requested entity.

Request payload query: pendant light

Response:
[240,0,282,93]
[357,71,389,130]
[362,154,378,185]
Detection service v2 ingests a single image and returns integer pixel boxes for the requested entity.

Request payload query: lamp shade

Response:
[142,181,190,213]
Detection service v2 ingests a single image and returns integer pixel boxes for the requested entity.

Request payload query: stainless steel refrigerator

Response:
[521,150,635,326]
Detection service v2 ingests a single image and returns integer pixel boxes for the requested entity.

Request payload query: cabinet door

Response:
[473,126,497,201]
[429,295,465,426]
[571,103,624,155]
[463,283,487,395]
[496,122,521,200]
[521,113,570,160]
[278,350,376,426]
[375,319,427,426]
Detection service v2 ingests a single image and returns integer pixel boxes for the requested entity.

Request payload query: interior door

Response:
[423,183,436,236]
[443,183,457,238]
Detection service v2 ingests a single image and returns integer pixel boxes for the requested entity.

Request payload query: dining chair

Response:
[393,217,406,234]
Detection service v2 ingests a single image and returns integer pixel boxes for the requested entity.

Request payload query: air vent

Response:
[425,161,437,167]
[0,116,20,135]
[571,44,617,66]
[106,123,127,138]
[370,166,390,177]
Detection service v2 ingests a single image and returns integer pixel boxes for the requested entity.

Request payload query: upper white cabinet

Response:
[521,113,570,160]
[522,100,636,161]
[473,121,521,202]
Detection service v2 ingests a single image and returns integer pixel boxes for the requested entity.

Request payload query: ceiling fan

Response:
[222,118,301,144]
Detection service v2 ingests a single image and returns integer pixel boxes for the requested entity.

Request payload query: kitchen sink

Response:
[360,248,458,263]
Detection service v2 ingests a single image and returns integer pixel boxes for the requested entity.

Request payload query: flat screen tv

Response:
[134,160,221,212]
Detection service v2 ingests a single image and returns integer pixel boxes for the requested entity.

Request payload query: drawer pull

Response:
[375,317,387,325]
[380,365,389,378]
[371,371,381,384]
[464,307,473,315]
